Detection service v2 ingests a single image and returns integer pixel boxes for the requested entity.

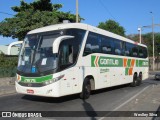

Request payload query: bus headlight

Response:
[44,81,50,85]
[16,74,21,82]
[43,75,64,85]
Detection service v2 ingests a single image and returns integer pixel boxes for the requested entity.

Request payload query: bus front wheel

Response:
[80,78,91,99]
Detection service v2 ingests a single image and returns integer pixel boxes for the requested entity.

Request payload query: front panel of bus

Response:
[15,28,86,97]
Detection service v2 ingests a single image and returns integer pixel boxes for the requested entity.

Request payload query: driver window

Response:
[60,45,73,65]
[59,39,74,70]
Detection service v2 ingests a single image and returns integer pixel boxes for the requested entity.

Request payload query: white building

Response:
[0,45,20,55]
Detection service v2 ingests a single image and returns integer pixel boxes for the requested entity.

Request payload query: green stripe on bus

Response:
[91,55,96,67]
[91,55,148,68]
[139,60,149,67]
[21,74,53,83]
[127,59,131,67]
[136,60,139,67]
[125,68,129,75]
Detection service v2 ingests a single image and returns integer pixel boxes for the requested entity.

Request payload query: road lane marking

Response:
[112,86,150,111]
[98,85,150,120]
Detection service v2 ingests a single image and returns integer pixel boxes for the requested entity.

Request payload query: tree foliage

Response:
[127,33,160,57]
[143,33,160,57]
[0,0,83,40]
[98,19,126,36]
[0,54,17,77]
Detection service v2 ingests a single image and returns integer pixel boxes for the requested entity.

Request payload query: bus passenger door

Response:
[60,68,74,95]
[72,66,83,94]
[58,44,74,95]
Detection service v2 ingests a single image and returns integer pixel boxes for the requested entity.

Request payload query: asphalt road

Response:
[0,77,160,120]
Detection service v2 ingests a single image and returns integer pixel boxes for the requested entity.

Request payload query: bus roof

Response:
[28,23,147,47]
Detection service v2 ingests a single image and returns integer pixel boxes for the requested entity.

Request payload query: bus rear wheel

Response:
[80,78,91,99]
[131,74,138,87]
[137,73,142,86]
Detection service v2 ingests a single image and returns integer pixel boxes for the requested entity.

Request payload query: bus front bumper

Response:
[15,81,61,97]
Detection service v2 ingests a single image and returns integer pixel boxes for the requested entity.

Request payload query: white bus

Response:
[14,23,148,99]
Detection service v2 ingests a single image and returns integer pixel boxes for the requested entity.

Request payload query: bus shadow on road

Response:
[91,84,130,95]
[152,105,160,120]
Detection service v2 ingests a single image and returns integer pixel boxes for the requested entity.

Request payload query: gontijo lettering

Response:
[91,56,123,67]
[100,59,119,66]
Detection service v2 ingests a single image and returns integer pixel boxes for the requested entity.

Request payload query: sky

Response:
[0,0,160,45]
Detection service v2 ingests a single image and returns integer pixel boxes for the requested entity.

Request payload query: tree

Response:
[126,34,139,42]
[98,19,125,36]
[0,0,83,40]
[127,33,160,57]
[143,33,160,57]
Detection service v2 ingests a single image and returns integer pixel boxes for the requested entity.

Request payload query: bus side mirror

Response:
[7,41,23,55]
[52,35,74,54]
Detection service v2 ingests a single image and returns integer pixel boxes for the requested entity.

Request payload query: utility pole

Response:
[151,12,155,71]
[76,0,79,23]
[138,12,160,71]
[138,23,160,71]
[138,27,142,43]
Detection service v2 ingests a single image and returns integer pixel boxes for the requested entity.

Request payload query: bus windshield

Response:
[17,28,86,74]
[18,33,60,73]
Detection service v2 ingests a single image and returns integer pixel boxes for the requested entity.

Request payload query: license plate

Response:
[27,89,34,94]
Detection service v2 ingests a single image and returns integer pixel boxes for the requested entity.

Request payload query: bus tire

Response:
[137,73,142,86]
[130,74,138,87]
[80,78,91,99]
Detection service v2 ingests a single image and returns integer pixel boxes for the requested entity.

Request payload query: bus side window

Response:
[83,32,100,56]
[142,47,148,58]
[65,28,86,63]
[139,46,144,58]
[60,45,73,65]
[121,42,125,56]
[84,43,92,55]
[59,40,74,70]
[114,39,123,55]
[101,36,114,54]
[125,43,132,56]
[132,45,138,57]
